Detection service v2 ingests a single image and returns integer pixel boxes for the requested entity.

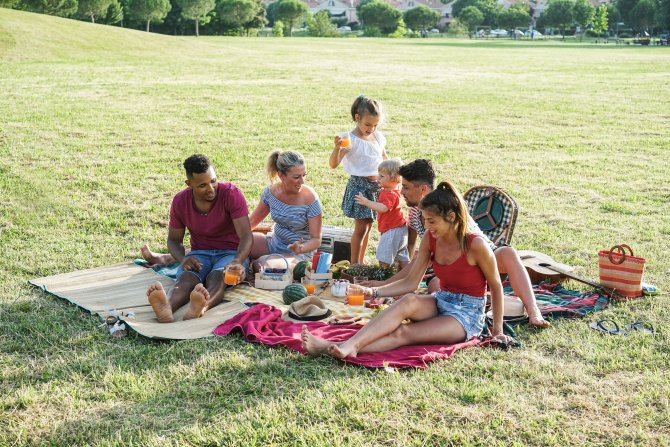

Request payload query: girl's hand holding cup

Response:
[335,133,352,153]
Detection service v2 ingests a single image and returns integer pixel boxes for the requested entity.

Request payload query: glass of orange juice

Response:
[346,284,365,306]
[301,277,316,295]
[339,132,351,149]
[224,264,244,286]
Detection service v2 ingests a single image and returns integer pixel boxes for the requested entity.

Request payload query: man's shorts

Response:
[176,249,249,283]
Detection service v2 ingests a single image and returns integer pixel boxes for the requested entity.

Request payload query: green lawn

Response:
[1,8,669,446]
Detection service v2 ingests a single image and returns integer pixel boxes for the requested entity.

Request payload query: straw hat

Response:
[486,296,527,320]
[282,296,332,323]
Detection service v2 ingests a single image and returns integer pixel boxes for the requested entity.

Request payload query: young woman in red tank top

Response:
[301,181,512,359]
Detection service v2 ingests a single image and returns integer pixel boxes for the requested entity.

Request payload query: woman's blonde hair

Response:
[266,150,305,183]
[419,180,469,251]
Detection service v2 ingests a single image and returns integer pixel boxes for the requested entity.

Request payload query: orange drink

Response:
[224,271,239,285]
[301,277,316,294]
[339,132,351,148]
[224,264,244,285]
[347,284,366,306]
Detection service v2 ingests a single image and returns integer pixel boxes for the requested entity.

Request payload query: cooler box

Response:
[318,225,353,263]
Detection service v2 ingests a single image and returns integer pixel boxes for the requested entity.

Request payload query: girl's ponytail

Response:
[350,95,384,122]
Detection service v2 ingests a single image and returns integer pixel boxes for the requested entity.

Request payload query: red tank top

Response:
[429,233,487,298]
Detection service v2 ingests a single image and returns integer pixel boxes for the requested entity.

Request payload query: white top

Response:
[340,130,386,177]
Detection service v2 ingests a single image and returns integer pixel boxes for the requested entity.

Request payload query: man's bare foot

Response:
[183,283,209,320]
[301,325,334,356]
[147,282,174,323]
[328,342,358,359]
[529,309,551,328]
[140,244,175,265]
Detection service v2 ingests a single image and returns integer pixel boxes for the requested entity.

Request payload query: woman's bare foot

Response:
[328,342,358,359]
[147,282,174,323]
[301,325,335,356]
[140,244,175,265]
[528,308,551,328]
[183,283,209,320]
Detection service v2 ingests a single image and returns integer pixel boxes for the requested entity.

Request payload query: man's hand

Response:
[358,279,385,287]
[181,256,203,272]
[225,260,246,283]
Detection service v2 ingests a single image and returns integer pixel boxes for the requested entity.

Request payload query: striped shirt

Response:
[261,186,322,247]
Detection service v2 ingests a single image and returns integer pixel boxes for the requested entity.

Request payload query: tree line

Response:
[450,0,669,37]
[2,0,668,37]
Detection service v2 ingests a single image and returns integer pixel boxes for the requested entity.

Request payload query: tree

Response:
[630,0,656,31]
[452,0,502,26]
[18,0,78,16]
[573,0,594,40]
[78,0,113,22]
[218,0,256,34]
[98,0,123,23]
[358,0,402,34]
[498,3,531,30]
[242,0,267,35]
[274,0,307,36]
[403,4,441,31]
[458,5,484,31]
[130,0,170,31]
[176,0,215,36]
[306,10,338,36]
[542,0,575,37]
[592,4,608,36]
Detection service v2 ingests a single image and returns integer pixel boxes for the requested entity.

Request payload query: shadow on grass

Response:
[2,286,375,444]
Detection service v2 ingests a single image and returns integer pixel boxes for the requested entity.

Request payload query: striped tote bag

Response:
[598,244,646,298]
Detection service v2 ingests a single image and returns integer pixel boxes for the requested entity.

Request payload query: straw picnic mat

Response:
[29,263,373,340]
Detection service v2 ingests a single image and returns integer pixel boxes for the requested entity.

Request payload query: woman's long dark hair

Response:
[419,180,469,251]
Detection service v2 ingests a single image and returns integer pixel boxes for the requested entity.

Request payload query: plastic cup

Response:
[301,277,316,295]
[224,264,243,285]
[347,284,365,306]
[339,132,351,149]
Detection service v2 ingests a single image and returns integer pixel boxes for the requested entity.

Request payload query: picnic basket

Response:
[254,254,293,290]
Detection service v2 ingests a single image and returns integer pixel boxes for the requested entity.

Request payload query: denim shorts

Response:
[433,290,486,339]
[176,249,249,283]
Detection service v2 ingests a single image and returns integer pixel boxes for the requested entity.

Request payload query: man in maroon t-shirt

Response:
[146,154,253,323]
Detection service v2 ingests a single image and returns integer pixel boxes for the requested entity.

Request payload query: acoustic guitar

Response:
[518,250,625,301]
[518,250,575,282]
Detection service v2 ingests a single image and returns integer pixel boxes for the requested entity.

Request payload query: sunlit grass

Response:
[1,8,669,446]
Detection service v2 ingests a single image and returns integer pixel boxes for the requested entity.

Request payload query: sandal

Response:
[623,321,655,334]
[590,319,626,335]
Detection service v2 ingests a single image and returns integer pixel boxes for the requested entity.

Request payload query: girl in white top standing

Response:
[329,96,388,264]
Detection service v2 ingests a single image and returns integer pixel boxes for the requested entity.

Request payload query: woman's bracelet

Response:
[372,287,379,299]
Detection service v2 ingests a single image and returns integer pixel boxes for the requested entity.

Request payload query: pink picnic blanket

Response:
[213,304,480,369]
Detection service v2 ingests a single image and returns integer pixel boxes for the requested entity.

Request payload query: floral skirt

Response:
[341,176,380,220]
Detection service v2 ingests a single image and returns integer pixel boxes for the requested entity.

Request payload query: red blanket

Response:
[213,304,480,369]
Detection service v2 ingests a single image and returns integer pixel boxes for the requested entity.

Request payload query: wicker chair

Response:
[463,185,518,247]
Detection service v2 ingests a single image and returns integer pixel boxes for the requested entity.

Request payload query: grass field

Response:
[1,8,669,446]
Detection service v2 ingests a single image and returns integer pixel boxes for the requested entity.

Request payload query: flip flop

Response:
[623,321,655,334]
[590,319,627,335]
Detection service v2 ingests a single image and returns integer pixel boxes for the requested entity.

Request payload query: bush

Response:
[272,20,284,36]
[363,26,382,37]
